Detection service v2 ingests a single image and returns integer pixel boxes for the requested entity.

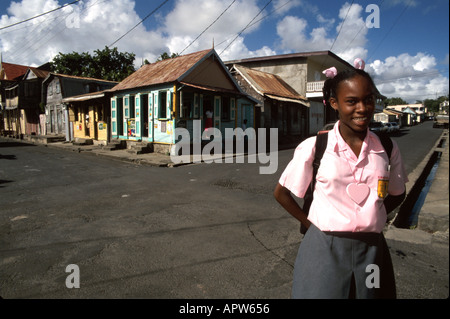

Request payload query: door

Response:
[214,96,221,130]
[135,94,141,139]
[50,110,55,133]
[111,97,117,136]
[149,92,158,142]
[241,103,253,128]
[123,95,129,136]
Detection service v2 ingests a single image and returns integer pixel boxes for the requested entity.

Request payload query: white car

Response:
[382,122,391,133]
[389,122,400,133]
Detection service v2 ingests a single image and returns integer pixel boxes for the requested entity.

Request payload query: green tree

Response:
[50,46,136,82]
[156,52,179,62]
[384,97,408,107]
[424,96,449,114]
[50,51,91,77]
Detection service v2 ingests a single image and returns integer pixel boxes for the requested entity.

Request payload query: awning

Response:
[62,92,106,103]
[402,107,417,115]
[179,81,243,95]
[179,81,260,105]
[265,94,310,107]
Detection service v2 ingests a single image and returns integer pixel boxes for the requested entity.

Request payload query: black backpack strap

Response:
[300,132,328,235]
[311,132,328,188]
[375,131,393,161]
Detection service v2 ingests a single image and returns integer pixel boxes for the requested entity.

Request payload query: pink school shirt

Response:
[279,121,408,233]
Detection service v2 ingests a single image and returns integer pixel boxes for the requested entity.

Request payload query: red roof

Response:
[1,62,30,80]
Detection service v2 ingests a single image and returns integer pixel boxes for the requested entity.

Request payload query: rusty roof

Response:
[233,64,307,101]
[110,49,212,92]
[27,67,50,79]
[1,62,30,80]
[45,72,118,84]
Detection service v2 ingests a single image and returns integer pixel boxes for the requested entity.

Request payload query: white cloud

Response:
[275,2,368,61]
[276,15,332,52]
[163,0,264,57]
[272,0,302,16]
[0,0,169,67]
[369,53,449,102]
[0,0,446,103]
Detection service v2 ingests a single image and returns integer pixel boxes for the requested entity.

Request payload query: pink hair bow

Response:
[323,67,337,79]
[353,58,365,70]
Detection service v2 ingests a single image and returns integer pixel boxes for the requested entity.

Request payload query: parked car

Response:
[383,122,393,133]
[389,122,400,134]
[369,121,384,133]
[433,115,449,129]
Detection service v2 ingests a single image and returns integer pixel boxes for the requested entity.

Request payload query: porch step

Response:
[103,139,126,151]
[126,142,154,155]
[73,137,93,146]
[28,135,66,144]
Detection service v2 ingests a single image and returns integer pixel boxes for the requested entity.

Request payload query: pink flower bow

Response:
[353,58,365,70]
[323,67,337,79]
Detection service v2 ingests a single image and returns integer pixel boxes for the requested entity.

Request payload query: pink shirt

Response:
[279,121,408,233]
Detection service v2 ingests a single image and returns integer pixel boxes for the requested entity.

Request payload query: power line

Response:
[215,0,293,49]
[342,0,386,53]
[374,70,448,85]
[12,0,105,65]
[219,0,273,56]
[320,0,354,69]
[329,0,354,53]
[108,0,170,48]
[367,0,413,62]
[179,0,236,55]
[0,0,81,31]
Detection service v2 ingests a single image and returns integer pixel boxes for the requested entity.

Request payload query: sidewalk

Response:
[46,141,178,167]
[385,129,449,244]
[417,131,449,232]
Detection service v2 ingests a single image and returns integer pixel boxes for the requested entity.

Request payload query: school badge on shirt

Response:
[377,177,389,198]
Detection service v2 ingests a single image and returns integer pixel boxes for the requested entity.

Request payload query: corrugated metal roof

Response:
[233,64,307,102]
[110,49,212,92]
[1,62,29,80]
[46,72,118,84]
[62,90,108,103]
[28,67,50,79]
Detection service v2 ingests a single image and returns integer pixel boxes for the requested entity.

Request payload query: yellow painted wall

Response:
[71,105,108,141]
[97,121,107,141]
[73,110,86,139]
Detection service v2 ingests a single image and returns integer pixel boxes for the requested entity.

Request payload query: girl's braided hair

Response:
[322,68,377,108]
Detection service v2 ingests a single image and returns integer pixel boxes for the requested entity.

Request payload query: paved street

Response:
[0,121,448,301]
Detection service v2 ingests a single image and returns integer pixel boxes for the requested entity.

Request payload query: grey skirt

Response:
[292,224,396,299]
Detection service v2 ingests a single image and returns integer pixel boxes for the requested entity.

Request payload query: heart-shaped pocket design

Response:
[346,183,370,205]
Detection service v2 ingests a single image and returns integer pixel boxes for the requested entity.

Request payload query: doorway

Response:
[142,94,149,138]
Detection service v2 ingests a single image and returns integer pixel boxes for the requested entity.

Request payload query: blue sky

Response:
[1,0,448,102]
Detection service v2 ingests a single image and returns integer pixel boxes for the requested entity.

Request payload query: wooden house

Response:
[3,67,49,137]
[109,49,257,153]
[43,73,117,139]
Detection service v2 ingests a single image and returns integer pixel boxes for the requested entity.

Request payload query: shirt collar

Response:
[330,121,384,160]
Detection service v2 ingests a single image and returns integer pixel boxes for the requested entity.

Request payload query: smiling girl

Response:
[274,63,408,299]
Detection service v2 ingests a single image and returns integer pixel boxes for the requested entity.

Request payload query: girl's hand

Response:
[274,183,310,228]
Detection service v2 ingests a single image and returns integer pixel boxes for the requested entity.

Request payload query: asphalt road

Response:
[0,121,447,302]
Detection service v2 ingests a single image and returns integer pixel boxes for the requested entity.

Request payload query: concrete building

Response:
[225,51,385,138]
[389,103,427,124]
